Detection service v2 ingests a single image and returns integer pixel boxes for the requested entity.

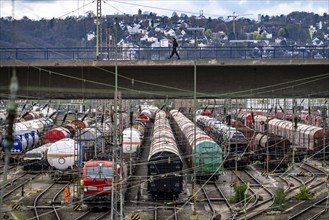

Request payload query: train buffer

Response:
[131,214,141,220]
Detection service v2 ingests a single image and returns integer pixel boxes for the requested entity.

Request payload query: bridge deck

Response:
[0,59,328,99]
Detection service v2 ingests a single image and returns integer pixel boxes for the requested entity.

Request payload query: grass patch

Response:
[12,210,25,220]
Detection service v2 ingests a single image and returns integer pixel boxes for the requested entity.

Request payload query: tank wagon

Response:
[23,127,103,173]
[46,138,80,180]
[83,155,127,209]
[23,143,52,171]
[147,110,183,199]
[197,116,250,170]
[75,127,102,161]
[43,118,88,144]
[1,129,39,162]
[1,117,55,163]
[170,109,222,178]
[122,122,145,161]
[14,117,54,135]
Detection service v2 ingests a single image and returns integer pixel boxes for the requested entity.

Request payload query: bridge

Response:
[0,46,328,99]
[1,58,328,99]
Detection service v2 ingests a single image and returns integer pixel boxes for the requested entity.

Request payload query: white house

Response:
[164,29,176,37]
[160,39,169,47]
[127,24,141,35]
[87,32,95,41]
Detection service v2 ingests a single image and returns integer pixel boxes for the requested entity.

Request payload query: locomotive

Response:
[170,109,222,179]
[83,155,127,209]
[147,110,183,199]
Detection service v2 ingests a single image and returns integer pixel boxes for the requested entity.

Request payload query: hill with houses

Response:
[0,10,328,50]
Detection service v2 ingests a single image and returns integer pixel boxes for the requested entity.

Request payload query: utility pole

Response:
[227,12,252,40]
[228,12,238,40]
[321,105,327,165]
[292,98,298,167]
[111,16,124,220]
[96,0,102,60]
[106,24,110,60]
[187,27,204,216]
[0,69,18,217]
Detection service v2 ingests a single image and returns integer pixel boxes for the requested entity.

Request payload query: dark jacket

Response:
[173,39,178,48]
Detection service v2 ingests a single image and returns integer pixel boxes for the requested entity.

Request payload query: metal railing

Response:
[0,45,328,60]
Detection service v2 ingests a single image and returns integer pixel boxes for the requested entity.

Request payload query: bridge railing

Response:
[0,45,328,60]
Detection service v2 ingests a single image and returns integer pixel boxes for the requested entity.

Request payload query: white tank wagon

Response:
[14,117,54,136]
[122,127,143,160]
[47,138,78,171]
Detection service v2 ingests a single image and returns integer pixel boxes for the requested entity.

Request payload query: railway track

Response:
[198,180,233,219]
[154,204,178,220]
[287,195,328,220]
[32,182,67,220]
[2,173,40,201]
[249,162,328,220]
[74,210,111,220]
[235,170,274,220]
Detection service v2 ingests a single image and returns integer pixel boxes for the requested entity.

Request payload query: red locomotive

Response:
[82,155,127,209]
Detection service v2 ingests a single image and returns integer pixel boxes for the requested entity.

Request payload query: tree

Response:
[204,29,213,38]
[278,27,289,37]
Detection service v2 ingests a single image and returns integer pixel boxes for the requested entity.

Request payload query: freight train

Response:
[252,133,291,172]
[147,110,183,199]
[23,127,103,173]
[170,109,222,179]
[234,114,327,167]
[1,117,54,162]
[196,115,251,170]
[266,118,328,158]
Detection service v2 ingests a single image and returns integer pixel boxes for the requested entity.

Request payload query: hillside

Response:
[0,11,328,48]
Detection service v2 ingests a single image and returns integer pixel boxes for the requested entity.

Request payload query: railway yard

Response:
[0,99,328,220]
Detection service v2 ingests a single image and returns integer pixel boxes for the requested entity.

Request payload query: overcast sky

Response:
[0,0,328,20]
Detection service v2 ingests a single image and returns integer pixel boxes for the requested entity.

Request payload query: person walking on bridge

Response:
[168,37,180,60]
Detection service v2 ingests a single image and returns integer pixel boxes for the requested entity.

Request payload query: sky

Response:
[0,0,328,20]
